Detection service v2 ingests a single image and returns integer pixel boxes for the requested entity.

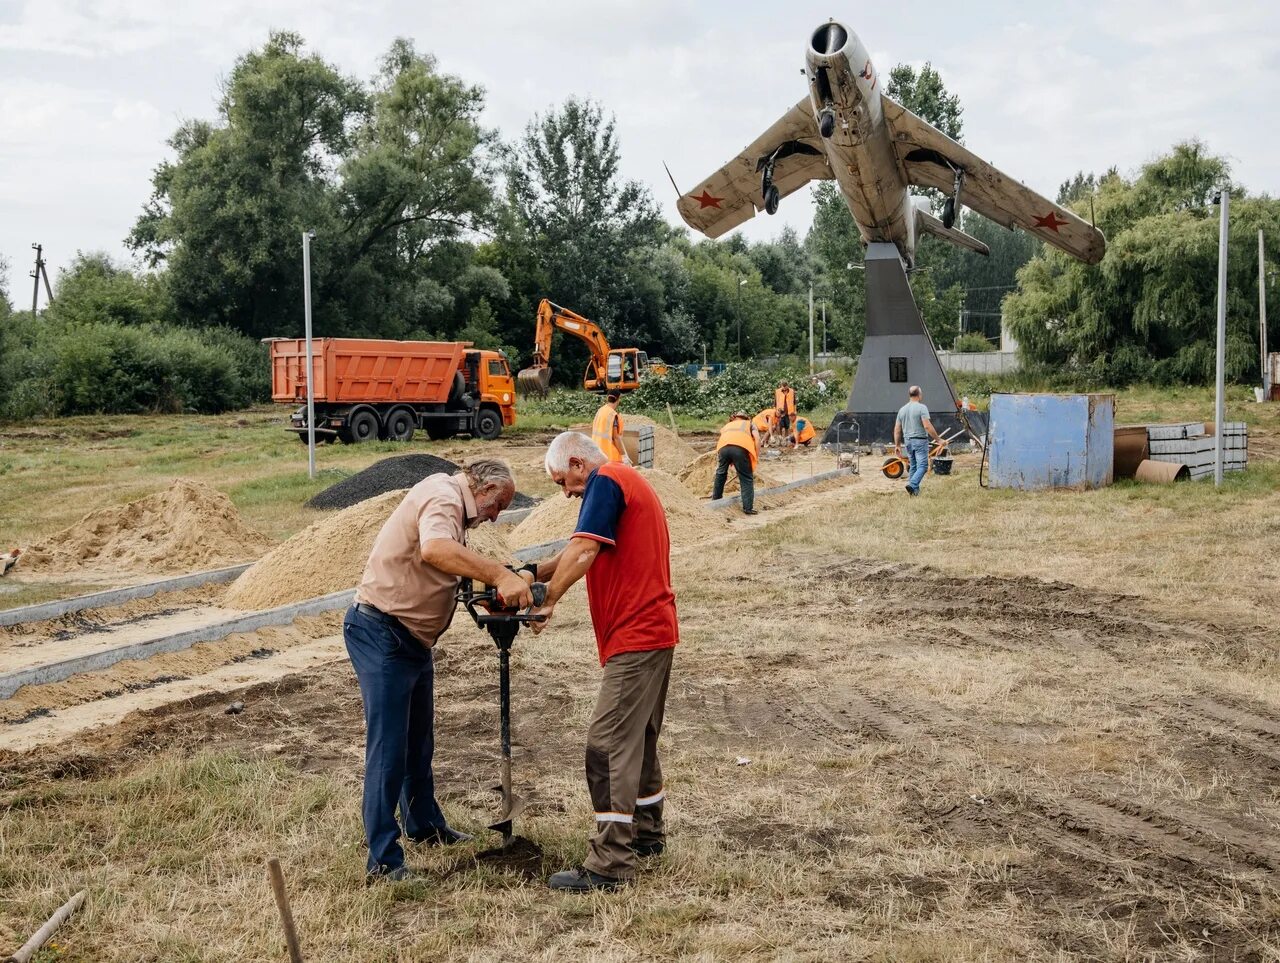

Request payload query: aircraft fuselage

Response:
[805,22,920,263]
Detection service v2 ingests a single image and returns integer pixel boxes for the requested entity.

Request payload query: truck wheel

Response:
[348,408,380,444]
[474,408,502,441]
[386,408,415,443]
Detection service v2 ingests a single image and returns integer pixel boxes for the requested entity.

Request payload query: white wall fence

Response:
[761,350,1021,376]
[937,350,1021,376]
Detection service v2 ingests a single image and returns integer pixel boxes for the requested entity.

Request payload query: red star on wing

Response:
[1033,211,1069,233]
[692,189,723,210]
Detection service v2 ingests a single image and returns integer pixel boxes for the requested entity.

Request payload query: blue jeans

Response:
[343,604,447,873]
[906,438,930,492]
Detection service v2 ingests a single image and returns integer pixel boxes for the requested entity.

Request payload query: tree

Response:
[497,97,671,373]
[887,63,963,140]
[129,33,496,341]
[1005,141,1278,383]
[44,252,170,328]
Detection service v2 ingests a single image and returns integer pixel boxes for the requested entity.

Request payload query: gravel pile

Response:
[307,454,537,511]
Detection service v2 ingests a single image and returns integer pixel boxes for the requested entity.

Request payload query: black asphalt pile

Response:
[307,454,538,511]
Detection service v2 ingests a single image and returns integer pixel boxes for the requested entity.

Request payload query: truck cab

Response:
[466,349,516,429]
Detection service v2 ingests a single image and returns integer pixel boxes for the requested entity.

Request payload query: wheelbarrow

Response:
[881,428,961,480]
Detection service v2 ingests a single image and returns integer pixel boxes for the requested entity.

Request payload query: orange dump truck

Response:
[267,338,516,443]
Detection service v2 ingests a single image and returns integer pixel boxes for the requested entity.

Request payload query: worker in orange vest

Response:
[774,381,797,439]
[792,416,816,448]
[751,407,776,442]
[591,393,628,464]
[712,411,760,515]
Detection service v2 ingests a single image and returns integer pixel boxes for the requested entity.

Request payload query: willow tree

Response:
[1006,141,1279,384]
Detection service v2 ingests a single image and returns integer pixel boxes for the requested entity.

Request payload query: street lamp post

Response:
[1213,191,1228,487]
[736,277,747,359]
[302,230,317,480]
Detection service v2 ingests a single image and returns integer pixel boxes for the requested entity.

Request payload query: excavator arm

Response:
[517,299,619,397]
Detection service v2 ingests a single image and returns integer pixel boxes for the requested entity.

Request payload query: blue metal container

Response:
[987,393,1114,490]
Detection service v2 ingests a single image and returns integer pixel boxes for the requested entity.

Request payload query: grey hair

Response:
[459,457,515,492]
[545,431,607,475]
[908,385,922,398]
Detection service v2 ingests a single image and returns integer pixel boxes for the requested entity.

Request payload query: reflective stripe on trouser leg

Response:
[582,647,675,879]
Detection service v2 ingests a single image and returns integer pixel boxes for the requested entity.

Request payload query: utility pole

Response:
[302,230,317,480]
[808,283,815,375]
[1213,191,1229,486]
[1260,229,1269,399]
[820,301,826,367]
[30,244,52,314]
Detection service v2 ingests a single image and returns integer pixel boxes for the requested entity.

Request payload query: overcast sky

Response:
[3,0,1277,306]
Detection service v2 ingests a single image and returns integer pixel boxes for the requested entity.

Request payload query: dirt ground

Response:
[1,407,1278,961]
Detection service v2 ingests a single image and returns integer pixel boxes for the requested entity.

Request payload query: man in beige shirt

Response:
[345,458,531,882]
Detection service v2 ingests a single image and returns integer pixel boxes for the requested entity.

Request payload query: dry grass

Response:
[2,395,1279,961]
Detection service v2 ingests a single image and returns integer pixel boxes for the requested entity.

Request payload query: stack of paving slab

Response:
[1147,422,1247,480]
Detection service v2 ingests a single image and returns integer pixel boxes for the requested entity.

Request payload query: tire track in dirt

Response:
[730,673,1280,893]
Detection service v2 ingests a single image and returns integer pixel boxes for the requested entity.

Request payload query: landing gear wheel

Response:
[882,456,906,479]
[386,409,415,443]
[819,108,836,139]
[942,197,957,230]
[764,184,780,215]
[348,409,380,444]
[474,408,502,441]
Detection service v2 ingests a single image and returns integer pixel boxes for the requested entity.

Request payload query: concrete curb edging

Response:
[706,467,856,510]
[0,589,356,700]
[0,564,253,629]
[0,536,570,700]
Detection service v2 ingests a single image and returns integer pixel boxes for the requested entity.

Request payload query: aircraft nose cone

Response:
[811,22,848,56]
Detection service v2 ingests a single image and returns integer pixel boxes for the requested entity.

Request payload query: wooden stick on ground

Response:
[666,403,679,435]
[266,858,305,963]
[4,889,87,963]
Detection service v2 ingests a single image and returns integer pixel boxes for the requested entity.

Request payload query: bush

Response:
[517,363,845,425]
[0,319,270,420]
[952,332,996,353]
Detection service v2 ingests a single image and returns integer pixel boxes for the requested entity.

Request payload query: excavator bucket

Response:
[517,365,552,397]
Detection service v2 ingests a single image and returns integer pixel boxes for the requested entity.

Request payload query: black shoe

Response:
[366,865,429,885]
[409,825,474,847]
[548,867,624,892]
[905,485,918,496]
[743,509,759,516]
[629,839,665,858]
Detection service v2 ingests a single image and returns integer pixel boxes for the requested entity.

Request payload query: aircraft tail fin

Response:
[916,208,990,257]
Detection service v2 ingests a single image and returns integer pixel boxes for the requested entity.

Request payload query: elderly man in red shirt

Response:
[523,431,678,892]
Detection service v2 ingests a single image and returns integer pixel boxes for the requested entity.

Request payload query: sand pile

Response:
[509,469,726,550]
[225,490,517,610]
[307,455,538,511]
[642,470,730,544]
[622,415,698,473]
[24,480,268,576]
[676,450,785,498]
[509,494,579,549]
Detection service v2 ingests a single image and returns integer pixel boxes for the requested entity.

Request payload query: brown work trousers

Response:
[583,646,674,880]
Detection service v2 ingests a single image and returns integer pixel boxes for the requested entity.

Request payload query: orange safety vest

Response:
[775,387,796,418]
[716,418,758,471]
[592,404,624,462]
[794,418,815,445]
[752,408,775,435]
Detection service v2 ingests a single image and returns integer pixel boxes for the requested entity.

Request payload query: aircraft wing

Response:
[881,97,1106,264]
[676,99,832,239]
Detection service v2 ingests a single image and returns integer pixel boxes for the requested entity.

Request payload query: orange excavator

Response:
[517,299,664,396]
